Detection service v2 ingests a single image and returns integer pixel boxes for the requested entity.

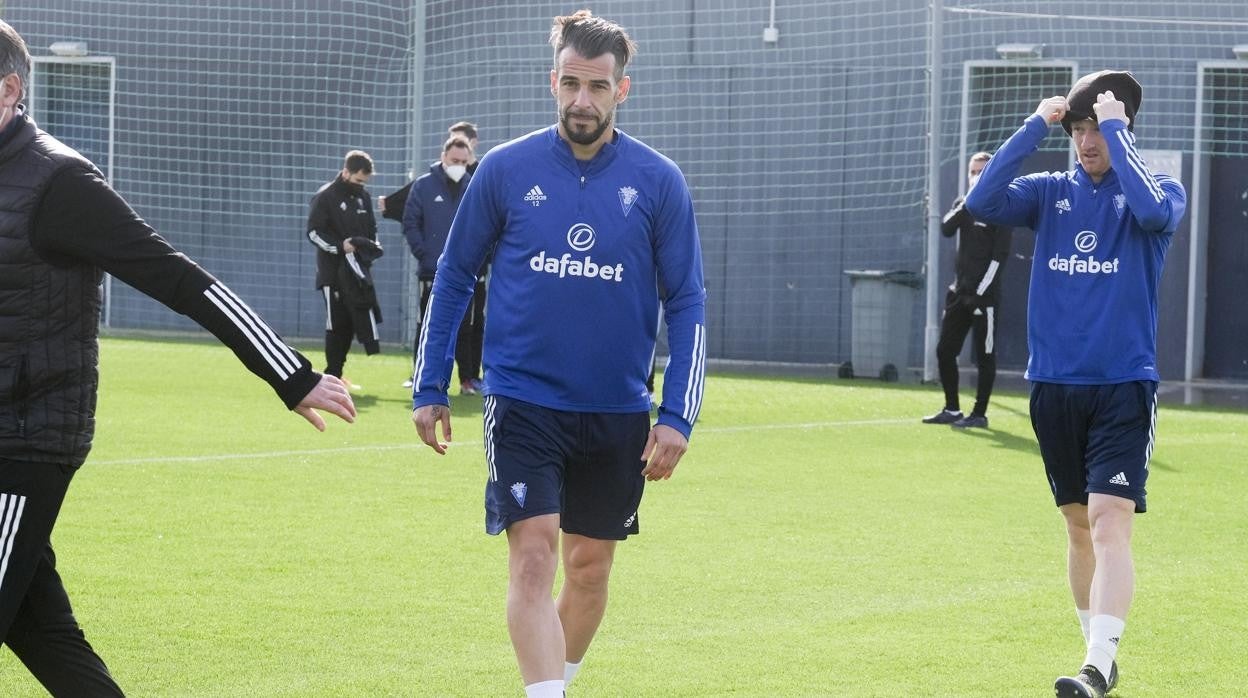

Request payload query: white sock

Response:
[1076,608,1093,642]
[524,679,565,698]
[1084,614,1125,680]
[564,660,582,685]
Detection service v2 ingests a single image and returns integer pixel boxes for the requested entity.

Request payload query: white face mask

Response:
[445,164,467,182]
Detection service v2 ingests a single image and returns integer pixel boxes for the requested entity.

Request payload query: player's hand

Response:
[343,239,357,254]
[294,373,357,431]
[640,424,688,481]
[413,404,452,455]
[1093,90,1129,126]
[1034,96,1068,124]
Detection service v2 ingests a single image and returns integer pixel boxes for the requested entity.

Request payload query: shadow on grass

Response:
[349,391,484,420]
[949,422,1038,457]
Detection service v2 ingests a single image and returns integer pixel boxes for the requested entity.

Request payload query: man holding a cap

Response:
[966,71,1186,697]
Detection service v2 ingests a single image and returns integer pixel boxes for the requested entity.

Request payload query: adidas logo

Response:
[1109,472,1130,486]
[524,185,547,207]
[434,194,444,202]
[1056,198,1071,214]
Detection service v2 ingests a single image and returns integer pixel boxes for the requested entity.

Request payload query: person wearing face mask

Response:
[306,149,382,381]
[401,136,477,392]
[922,151,1012,429]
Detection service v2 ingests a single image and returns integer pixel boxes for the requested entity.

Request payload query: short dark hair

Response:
[443,136,471,154]
[549,10,636,81]
[343,150,373,175]
[448,121,477,141]
[0,20,31,101]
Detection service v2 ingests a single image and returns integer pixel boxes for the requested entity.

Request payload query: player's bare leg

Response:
[556,533,617,671]
[506,514,565,687]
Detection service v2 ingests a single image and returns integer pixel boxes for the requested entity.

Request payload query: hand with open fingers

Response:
[640,424,688,481]
[413,404,452,455]
[1034,95,1068,124]
[1093,90,1129,126]
[294,373,357,431]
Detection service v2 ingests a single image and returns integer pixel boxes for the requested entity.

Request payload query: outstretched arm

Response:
[32,166,357,429]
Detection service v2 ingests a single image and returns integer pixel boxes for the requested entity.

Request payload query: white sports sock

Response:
[524,679,565,698]
[564,660,582,685]
[1084,614,1125,680]
[1076,608,1092,642]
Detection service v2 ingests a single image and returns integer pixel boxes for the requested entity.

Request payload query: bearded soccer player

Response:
[411,10,706,697]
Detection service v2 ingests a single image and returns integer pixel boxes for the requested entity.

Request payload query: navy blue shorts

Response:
[481,395,650,540]
[1029,381,1157,513]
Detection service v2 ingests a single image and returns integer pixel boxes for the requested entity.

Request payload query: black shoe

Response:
[1054,665,1109,698]
[922,408,962,424]
[1107,661,1118,692]
[951,413,988,429]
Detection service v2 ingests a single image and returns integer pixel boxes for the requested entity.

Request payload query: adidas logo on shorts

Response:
[1109,471,1130,486]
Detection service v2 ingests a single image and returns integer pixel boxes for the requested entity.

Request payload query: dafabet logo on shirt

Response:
[1048,230,1120,276]
[529,223,625,283]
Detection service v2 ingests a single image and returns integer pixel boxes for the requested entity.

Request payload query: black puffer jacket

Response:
[0,115,104,466]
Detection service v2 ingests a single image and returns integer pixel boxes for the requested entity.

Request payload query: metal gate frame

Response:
[30,54,117,326]
[1186,60,1247,381]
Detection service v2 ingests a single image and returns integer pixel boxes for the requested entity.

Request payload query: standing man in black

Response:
[0,20,356,695]
[923,152,1012,429]
[306,150,382,382]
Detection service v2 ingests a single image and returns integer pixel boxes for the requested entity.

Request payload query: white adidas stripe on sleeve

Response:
[203,284,298,379]
[307,230,339,253]
[681,324,707,425]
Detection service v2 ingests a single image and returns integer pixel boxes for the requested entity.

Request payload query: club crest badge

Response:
[509,482,528,507]
[1113,193,1127,219]
[618,186,638,217]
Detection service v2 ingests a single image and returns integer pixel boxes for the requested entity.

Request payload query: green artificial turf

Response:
[1,336,1244,696]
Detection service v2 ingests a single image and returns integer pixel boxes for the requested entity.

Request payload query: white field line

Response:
[89,418,914,466]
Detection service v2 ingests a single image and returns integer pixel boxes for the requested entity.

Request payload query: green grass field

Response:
[2,335,1245,696]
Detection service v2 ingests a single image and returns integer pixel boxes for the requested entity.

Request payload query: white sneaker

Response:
[401,378,414,388]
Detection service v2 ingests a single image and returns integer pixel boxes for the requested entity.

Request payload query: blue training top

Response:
[414,126,707,437]
[965,114,1186,384]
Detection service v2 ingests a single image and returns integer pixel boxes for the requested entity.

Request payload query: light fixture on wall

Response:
[762,0,779,44]
[49,41,88,57]
[995,43,1044,60]
[1232,45,1248,60]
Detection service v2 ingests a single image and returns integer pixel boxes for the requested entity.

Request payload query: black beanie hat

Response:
[1060,70,1142,135]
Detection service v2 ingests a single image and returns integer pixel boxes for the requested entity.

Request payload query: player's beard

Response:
[560,105,614,146]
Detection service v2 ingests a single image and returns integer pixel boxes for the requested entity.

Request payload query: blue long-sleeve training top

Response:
[965,114,1186,384]
[414,126,707,437]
